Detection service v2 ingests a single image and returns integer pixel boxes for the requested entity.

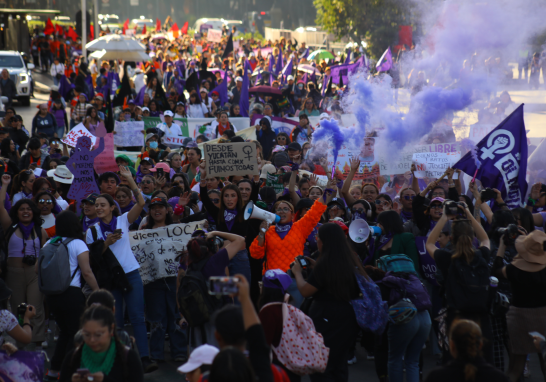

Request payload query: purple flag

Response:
[321,75,330,97]
[239,61,250,117]
[84,75,95,100]
[453,104,528,209]
[136,86,146,106]
[301,48,309,59]
[281,58,293,84]
[344,49,351,65]
[211,67,228,106]
[174,77,185,96]
[268,56,274,84]
[275,48,284,76]
[376,47,393,73]
[302,72,308,84]
[310,69,316,85]
[58,75,73,101]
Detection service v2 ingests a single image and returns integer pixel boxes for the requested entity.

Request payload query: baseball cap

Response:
[211,90,219,96]
[177,101,185,106]
[145,133,158,142]
[128,99,135,105]
[95,93,104,100]
[142,107,150,112]
[260,164,276,179]
[327,197,346,211]
[319,113,330,120]
[235,76,243,82]
[287,75,294,81]
[177,345,219,374]
[164,110,174,117]
[287,142,301,151]
[150,162,171,172]
[82,192,100,205]
[141,157,154,165]
[149,197,169,208]
[263,269,293,294]
[331,219,349,235]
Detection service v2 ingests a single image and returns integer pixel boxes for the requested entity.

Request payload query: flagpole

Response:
[94,0,99,39]
[82,0,87,63]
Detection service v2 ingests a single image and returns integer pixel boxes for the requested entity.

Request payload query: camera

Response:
[156,168,164,177]
[497,224,521,246]
[295,255,308,270]
[22,255,37,266]
[17,303,28,325]
[443,200,465,216]
[207,236,224,252]
[188,192,200,208]
[209,276,239,295]
[480,188,497,203]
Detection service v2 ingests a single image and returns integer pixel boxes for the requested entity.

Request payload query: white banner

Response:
[190,117,250,139]
[467,124,496,144]
[114,121,145,147]
[130,221,206,285]
[412,152,461,179]
[62,124,97,148]
[207,29,222,42]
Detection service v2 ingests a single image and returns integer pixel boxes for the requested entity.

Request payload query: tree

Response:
[315,0,413,59]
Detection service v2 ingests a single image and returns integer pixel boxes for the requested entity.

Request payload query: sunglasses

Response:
[141,180,154,184]
[431,192,444,197]
[38,199,53,204]
[430,204,443,209]
[375,200,390,206]
[403,195,416,200]
[210,198,220,203]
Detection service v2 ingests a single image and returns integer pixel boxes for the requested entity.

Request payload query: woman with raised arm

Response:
[85,165,158,374]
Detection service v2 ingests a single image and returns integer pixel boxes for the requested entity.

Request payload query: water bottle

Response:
[489,276,499,315]
[490,276,499,288]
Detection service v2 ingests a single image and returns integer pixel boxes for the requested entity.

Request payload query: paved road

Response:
[16,69,546,381]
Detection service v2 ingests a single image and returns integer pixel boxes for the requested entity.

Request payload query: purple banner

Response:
[415,236,439,286]
[0,350,45,381]
[330,56,367,85]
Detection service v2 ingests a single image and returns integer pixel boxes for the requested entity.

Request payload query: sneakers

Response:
[141,357,158,373]
[347,356,357,365]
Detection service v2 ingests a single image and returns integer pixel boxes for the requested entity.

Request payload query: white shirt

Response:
[86,212,140,274]
[50,63,65,77]
[158,122,185,148]
[12,191,31,205]
[187,103,208,118]
[43,237,89,288]
[0,310,18,345]
[134,73,146,93]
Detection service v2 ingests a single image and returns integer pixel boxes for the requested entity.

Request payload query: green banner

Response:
[266,172,284,194]
[143,117,190,137]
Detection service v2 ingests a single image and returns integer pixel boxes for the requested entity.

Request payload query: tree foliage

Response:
[315,0,413,59]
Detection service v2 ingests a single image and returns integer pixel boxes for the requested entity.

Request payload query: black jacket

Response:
[0,78,17,103]
[257,117,277,160]
[19,151,52,171]
[9,126,29,154]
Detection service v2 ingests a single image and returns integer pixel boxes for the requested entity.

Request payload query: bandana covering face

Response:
[99,216,118,238]
[275,222,293,239]
[400,210,413,222]
[224,209,238,231]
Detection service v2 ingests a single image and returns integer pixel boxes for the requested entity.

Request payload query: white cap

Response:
[164,110,174,117]
[177,345,219,374]
[249,52,255,57]
[142,107,150,112]
[200,88,208,94]
[235,76,243,82]
[287,75,294,81]
[319,112,330,120]
[260,163,276,179]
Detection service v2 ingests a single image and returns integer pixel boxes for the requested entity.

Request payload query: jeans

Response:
[55,126,65,139]
[388,310,431,382]
[228,249,251,284]
[53,77,59,86]
[144,277,188,360]
[112,269,149,358]
[47,287,86,370]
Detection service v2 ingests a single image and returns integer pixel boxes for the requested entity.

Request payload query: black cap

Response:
[327,197,346,210]
[149,196,169,208]
[287,142,302,151]
[82,192,100,204]
[231,136,245,143]
[295,198,314,212]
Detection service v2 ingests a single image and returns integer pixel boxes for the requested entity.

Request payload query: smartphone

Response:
[113,229,122,235]
[209,276,239,296]
[55,148,62,153]
[529,332,545,341]
[541,184,546,194]
[76,368,90,376]
[157,168,164,177]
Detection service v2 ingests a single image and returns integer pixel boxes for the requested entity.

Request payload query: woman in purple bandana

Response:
[84,166,158,373]
[0,174,49,349]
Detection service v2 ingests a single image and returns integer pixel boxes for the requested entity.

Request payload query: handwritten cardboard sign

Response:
[204,142,259,177]
[207,28,222,43]
[93,127,119,174]
[468,124,496,144]
[130,220,205,285]
[412,151,461,179]
[114,121,145,147]
[62,123,97,148]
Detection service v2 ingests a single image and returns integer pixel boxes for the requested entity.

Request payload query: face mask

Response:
[298,85,304,90]
[149,141,158,149]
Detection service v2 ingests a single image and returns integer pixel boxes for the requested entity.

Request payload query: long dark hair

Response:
[33,191,58,214]
[209,348,256,382]
[180,237,213,265]
[451,220,476,264]
[512,207,535,234]
[55,211,85,240]
[218,184,244,225]
[32,178,52,197]
[11,169,34,196]
[449,319,483,381]
[377,211,404,235]
[313,223,367,302]
[9,199,42,227]
[71,305,128,378]
[0,138,16,159]
[96,194,120,218]
[144,204,173,229]
[258,287,285,310]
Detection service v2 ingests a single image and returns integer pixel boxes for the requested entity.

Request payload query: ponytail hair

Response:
[11,169,34,196]
[449,319,483,381]
[451,220,476,264]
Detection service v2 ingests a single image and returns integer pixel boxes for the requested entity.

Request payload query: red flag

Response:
[180,21,188,35]
[67,26,79,41]
[170,23,179,38]
[122,18,130,35]
[156,18,161,32]
[90,24,94,39]
[56,24,64,35]
[44,18,55,35]
[142,25,147,35]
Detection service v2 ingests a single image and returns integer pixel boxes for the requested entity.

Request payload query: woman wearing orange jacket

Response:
[250,198,326,274]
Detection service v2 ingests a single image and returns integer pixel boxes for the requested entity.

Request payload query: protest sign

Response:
[66,126,106,212]
[130,220,205,285]
[93,124,119,174]
[0,350,45,381]
[207,28,222,42]
[327,144,385,180]
[204,142,259,177]
[197,125,257,150]
[143,116,249,140]
[62,123,97,148]
[266,172,284,193]
[114,120,145,147]
[412,151,461,178]
[251,114,299,136]
[467,124,496,144]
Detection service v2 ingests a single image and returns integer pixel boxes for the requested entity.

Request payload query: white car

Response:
[0,51,34,106]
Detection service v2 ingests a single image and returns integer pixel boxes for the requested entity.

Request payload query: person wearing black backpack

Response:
[42,211,99,382]
[177,230,246,349]
[426,202,492,364]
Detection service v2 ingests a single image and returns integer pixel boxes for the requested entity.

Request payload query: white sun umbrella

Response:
[89,49,151,62]
[297,64,321,75]
[85,34,146,52]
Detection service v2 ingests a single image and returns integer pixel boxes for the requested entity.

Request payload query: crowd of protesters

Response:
[0,22,545,382]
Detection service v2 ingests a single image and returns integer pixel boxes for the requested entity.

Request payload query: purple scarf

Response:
[83,216,100,232]
[275,222,293,240]
[99,216,118,238]
[120,201,135,215]
[376,232,394,252]
[224,209,238,231]
[18,222,35,240]
[400,210,413,223]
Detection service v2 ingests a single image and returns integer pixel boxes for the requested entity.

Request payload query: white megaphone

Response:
[349,219,371,243]
[244,201,281,224]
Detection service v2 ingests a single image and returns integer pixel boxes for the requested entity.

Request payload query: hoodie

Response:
[257,116,277,160]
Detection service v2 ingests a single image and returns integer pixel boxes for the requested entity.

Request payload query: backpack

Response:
[266,302,329,376]
[380,272,432,312]
[177,257,223,328]
[446,250,490,313]
[37,236,77,295]
[350,273,389,334]
[376,254,416,274]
